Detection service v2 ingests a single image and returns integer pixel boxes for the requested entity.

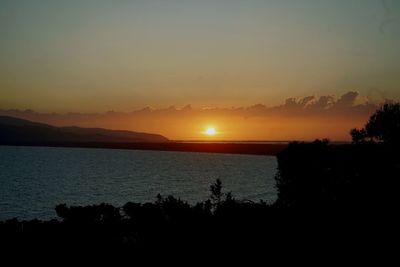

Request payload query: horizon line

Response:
[172,140,351,144]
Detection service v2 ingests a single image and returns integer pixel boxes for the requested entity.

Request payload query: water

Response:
[0,146,278,220]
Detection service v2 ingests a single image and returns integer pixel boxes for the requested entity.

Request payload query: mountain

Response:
[0,116,169,143]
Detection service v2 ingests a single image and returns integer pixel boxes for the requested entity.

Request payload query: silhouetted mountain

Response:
[0,116,169,143]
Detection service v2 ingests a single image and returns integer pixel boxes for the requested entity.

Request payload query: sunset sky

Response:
[1,0,399,140]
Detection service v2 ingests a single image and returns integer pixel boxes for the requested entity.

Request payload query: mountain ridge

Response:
[0,116,169,143]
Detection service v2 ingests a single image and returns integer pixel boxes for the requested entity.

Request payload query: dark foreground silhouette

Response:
[1,104,399,259]
[1,143,398,258]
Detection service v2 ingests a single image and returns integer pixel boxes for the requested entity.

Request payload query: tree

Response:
[351,103,400,145]
[210,179,235,207]
[210,179,223,205]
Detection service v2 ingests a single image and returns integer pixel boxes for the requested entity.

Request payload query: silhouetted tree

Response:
[210,179,223,206]
[350,128,368,143]
[276,112,400,210]
[351,103,400,145]
[55,203,120,223]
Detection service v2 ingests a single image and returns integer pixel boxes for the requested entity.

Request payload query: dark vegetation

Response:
[350,103,400,145]
[1,104,399,257]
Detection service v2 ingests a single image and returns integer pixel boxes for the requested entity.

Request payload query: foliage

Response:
[351,103,400,144]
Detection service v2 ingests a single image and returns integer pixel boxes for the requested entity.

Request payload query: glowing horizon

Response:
[0,91,387,141]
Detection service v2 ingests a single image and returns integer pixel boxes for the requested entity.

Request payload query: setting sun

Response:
[205,127,217,136]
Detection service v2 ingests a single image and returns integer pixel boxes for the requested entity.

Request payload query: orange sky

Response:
[1,1,400,113]
[1,1,399,140]
[0,92,380,141]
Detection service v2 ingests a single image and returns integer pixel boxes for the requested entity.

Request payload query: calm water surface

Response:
[0,146,277,220]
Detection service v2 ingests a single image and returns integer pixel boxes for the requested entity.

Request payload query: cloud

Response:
[0,91,384,119]
[0,92,396,140]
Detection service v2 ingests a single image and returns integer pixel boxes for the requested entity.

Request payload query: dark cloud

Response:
[333,91,359,108]
[0,91,386,120]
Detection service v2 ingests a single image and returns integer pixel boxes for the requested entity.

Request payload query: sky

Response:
[0,91,382,140]
[0,0,399,140]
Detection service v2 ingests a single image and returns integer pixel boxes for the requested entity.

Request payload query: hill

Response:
[0,116,169,143]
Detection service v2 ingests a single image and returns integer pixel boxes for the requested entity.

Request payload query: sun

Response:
[205,127,217,136]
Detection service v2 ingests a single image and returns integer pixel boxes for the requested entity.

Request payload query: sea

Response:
[0,146,278,220]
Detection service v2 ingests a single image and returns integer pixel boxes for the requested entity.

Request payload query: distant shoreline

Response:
[173,140,350,144]
[0,141,288,156]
